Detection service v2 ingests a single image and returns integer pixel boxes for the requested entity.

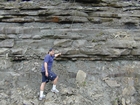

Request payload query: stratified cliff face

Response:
[0,0,140,61]
[0,0,140,105]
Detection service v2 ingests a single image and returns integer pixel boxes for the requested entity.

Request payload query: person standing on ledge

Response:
[39,48,61,100]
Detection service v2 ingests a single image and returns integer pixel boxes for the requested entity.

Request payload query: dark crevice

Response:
[124,22,138,29]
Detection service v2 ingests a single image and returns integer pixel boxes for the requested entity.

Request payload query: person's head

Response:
[48,48,55,56]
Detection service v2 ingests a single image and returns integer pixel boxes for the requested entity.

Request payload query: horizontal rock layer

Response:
[0,0,139,60]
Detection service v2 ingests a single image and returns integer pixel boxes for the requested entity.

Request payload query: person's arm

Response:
[54,53,61,58]
[44,62,48,77]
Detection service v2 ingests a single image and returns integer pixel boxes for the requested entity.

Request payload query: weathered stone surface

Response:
[60,47,80,55]
[131,49,140,56]
[38,10,57,16]
[106,39,136,49]
[40,30,54,37]
[63,94,92,105]
[10,48,23,55]
[2,18,29,23]
[122,86,136,96]
[0,16,4,19]
[32,34,42,39]
[73,40,87,48]
[20,2,40,9]
[104,78,121,87]
[18,11,38,16]
[54,10,88,17]
[89,12,120,18]
[108,49,131,57]
[80,46,111,56]
[0,1,140,105]
[76,0,100,3]
[54,39,72,47]
[0,27,4,34]
[0,48,9,55]
[101,0,118,2]
[3,27,20,34]
[19,34,32,39]
[0,39,14,48]
[76,70,87,85]
[54,32,86,39]
[0,100,7,105]
[0,34,6,39]
[23,27,40,34]
[122,98,126,105]
[7,34,18,39]
[0,58,12,70]
[60,86,76,95]
[58,16,88,23]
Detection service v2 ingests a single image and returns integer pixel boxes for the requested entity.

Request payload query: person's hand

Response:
[59,53,61,56]
[55,53,61,57]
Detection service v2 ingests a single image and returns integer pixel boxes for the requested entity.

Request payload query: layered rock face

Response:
[0,0,140,105]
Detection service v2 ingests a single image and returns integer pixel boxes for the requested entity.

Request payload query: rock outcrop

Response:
[0,0,139,61]
[0,0,140,105]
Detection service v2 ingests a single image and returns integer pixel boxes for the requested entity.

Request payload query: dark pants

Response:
[41,71,57,83]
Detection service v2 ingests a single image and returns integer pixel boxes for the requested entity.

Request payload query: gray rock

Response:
[127,77,134,86]
[60,87,76,95]
[19,34,32,39]
[89,12,120,18]
[122,86,136,96]
[104,78,121,87]
[126,99,131,105]
[0,100,7,105]
[80,45,111,56]
[46,92,55,100]
[55,10,88,17]
[60,47,80,55]
[54,39,72,47]
[92,94,103,100]
[0,1,140,105]
[20,2,40,9]
[2,18,25,23]
[59,16,88,23]
[76,0,100,3]
[7,34,18,39]
[32,34,42,39]
[23,27,40,34]
[73,40,87,48]
[0,16,4,19]
[4,27,20,34]
[23,100,32,105]
[20,11,38,16]
[54,32,86,39]
[44,101,59,105]
[38,10,57,16]
[113,99,119,105]
[114,2,134,7]
[108,49,131,57]
[40,30,54,37]
[30,99,39,105]
[106,39,136,49]
[10,48,23,55]
[122,98,126,105]
[0,48,9,55]
[63,94,92,105]
[132,49,140,56]
[0,39,14,48]
[0,34,6,39]
[76,70,87,85]
[0,27,4,34]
